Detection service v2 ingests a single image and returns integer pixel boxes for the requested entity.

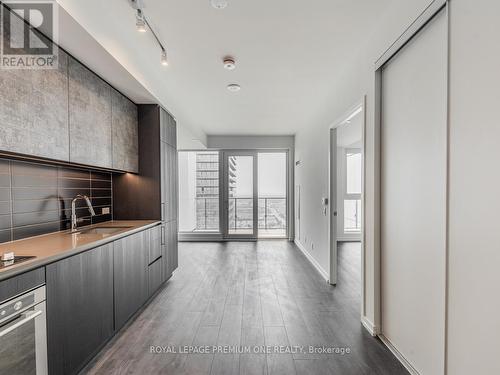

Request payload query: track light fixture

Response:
[161,49,168,66]
[130,0,169,67]
[136,9,146,32]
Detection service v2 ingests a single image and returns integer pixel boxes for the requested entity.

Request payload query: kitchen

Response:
[0,3,178,374]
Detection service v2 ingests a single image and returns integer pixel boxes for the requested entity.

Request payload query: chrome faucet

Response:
[71,195,96,232]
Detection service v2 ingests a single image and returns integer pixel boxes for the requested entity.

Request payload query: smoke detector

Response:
[223,57,236,70]
[210,0,228,9]
[227,84,241,92]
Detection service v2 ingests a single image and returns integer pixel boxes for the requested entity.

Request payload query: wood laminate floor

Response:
[83,241,408,375]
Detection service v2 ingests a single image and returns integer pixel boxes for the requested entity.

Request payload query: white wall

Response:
[447,1,500,374]
[295,0,500,373]
[207,135,294,150]
[177,120,208,150]
[294,0,433,330]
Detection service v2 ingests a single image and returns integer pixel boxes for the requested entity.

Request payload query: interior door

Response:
[381,8,447,374]
[223,151,258,240]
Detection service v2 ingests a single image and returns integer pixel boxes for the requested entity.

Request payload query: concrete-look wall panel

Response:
[0,51,70,161]
[111,89,138,173]
[69,57,112,168]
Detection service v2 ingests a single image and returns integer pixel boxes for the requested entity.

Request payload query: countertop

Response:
[0,220,161,281]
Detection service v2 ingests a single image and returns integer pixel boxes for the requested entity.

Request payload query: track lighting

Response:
[161,49,168,66]
[130,0,169,66]
[136,9,146,32]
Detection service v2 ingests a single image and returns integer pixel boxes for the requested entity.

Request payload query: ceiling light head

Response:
[161,50,168,66]
[210,0,228,9]
[227,83,241,92]
[136,10,146,32]
[223,57,236,70]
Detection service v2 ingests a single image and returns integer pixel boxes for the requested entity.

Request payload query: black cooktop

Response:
[0,256,36,269]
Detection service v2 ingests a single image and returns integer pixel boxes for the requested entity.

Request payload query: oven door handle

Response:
[0,310,42,338]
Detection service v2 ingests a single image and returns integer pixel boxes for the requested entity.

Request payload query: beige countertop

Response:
[0,220,161,281]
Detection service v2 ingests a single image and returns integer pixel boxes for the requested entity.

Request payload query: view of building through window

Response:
[179,150,287,237]
[258,153,287,237]
[344,150,362,233]
[179,151,219,232]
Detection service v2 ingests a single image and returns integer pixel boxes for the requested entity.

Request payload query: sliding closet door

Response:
[381,9,447,375]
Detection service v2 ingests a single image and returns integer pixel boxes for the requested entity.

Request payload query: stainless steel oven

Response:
[0,286,47,375]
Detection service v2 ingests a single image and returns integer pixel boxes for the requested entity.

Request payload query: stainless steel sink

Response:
[73,226,132,235]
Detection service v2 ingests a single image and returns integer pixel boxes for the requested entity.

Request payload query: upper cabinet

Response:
[160,107,177,148]
[112,89,139,173]
[0,6,139,172]
[68,57,113,169]
[0,50,70,161]
[0,51,139,172]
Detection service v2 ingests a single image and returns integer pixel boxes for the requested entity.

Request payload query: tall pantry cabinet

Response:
[113,105,178,282]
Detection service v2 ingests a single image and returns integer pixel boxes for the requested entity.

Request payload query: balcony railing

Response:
[194,197,286,232]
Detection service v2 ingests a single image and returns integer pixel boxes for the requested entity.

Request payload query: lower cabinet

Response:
[46,243,114,375]
[162,220,178,282]
[114,231,149,330]
[46,225,164,375]
[148,257,163,297]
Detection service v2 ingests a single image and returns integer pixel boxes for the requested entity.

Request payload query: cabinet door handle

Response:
[161,203,166,220]
[161,225,165,245]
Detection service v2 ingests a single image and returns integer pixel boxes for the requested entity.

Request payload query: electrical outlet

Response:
[102,207,110,215]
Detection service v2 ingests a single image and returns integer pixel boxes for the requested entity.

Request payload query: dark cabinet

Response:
[114,231,148,330]
[46,243,114,375]
[113,105,178,278]
[162,220,178,281]
[160,107,177,148]
[0,268,45,303]
[148,257,163,297]
[149,225,162,264]
[161,142,178,223]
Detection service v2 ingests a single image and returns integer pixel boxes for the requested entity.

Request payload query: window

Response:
[346,151,362,194]
[258,152,287,238]
[343,149,362,234]
[179,151,219,232]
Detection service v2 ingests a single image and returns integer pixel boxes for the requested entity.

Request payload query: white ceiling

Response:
[58,0,395,138]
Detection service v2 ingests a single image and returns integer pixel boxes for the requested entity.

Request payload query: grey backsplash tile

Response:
[0,158,114,243]
[0,229,11,243]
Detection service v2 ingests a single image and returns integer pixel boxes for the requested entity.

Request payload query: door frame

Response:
[222,150,259,240]
[328,98,366,310]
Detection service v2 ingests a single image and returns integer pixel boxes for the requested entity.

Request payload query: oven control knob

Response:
[14,301,22,311]
[0,310,5,316]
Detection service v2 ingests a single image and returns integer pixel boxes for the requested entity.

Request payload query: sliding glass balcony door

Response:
[258,152,287,238]
[180,149,288,240]
[223,151,258,239]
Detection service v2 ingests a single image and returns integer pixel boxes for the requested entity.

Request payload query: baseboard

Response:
[294,239,329,282]
[178,233,224,242]
[361,316,379,336]
[379,334,420,375]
